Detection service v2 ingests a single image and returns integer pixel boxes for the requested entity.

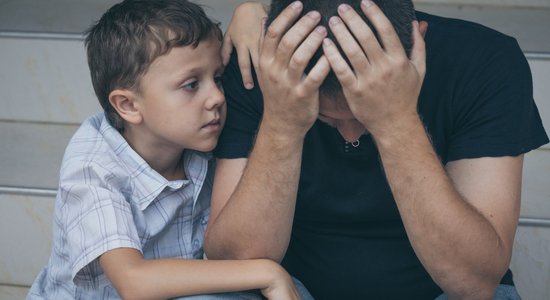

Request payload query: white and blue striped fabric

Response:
[28,112,213,299]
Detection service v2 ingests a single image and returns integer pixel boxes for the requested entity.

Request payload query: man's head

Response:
[267,0,415,96]
[85,0,223,132]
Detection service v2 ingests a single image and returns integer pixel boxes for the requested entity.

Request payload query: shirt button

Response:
[201,216,208,225]
[192,239,200,250]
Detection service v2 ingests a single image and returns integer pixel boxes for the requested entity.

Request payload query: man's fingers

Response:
[322,38,356,87]
[360,0,405,57]
[288,26,327,78]
[410,21,426,78]
[302,55,330,92]
[328,15,370,73]
[336,4,385,65]
[276,10,321,65]
[262,1,303,59]
[419,20,429,39]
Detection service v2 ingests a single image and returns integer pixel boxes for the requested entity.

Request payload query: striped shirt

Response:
[28,112,213,299]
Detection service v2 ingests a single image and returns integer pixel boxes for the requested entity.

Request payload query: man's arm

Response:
[324,2,521,298]
[374,120,521,299]
[205,133,304,262]
[204,2,330,262]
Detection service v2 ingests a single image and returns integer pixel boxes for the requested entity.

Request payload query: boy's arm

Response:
[99,248,299,300]
[221,1,268,89]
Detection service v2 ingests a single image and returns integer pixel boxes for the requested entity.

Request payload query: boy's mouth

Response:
[202,118,222,131]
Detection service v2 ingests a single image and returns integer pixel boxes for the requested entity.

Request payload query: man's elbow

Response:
[442,268,506,300]
[204,231,284,262]
[446,281,499,300]
[203,230,243,260]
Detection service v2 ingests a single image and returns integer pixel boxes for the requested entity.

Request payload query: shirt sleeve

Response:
[446,37,549,161]
[214,51,264,159]
[57,162,142,289]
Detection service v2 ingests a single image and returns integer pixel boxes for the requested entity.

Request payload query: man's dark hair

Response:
[85,0,222,132]
[267,0,415,96]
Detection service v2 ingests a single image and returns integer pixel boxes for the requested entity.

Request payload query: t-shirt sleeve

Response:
[57,163,142,289]
[215,51,263,159]
[446,37,549,161]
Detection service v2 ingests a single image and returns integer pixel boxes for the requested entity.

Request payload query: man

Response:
[205,0,549,299]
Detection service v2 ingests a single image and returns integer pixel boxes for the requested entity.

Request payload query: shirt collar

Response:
[98,114,212,211]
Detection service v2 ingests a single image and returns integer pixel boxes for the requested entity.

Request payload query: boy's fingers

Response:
[237,47,254,89]
[221,34,233,66]
[262,1,303,58]
[288,26,327,78]
[276,10,321,65]
[322,38,356,87]
[360,0,405,57]
[410,21,426,77]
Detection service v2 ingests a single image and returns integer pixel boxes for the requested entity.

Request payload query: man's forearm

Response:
[373,116,511,299]
[206,122,304,262]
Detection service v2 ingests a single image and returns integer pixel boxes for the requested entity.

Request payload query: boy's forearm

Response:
[101,248,287,299]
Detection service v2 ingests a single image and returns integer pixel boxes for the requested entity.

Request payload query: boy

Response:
[27,0,306,299]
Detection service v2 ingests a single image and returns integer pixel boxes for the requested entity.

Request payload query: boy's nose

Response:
[206,84,225,110]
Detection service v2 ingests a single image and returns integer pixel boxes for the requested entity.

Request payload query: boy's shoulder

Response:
[59,112,134,189]
[62,112,123,166]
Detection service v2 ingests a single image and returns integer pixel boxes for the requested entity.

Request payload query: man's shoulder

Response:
[416,11,518,54]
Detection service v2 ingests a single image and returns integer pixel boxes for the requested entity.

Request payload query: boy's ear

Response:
[108,89,143,125]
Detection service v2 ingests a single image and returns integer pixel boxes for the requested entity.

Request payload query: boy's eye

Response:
[215,76,223,87]
[181,79,198,90]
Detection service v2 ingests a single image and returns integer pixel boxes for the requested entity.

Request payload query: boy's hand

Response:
[260,262,301,300]
[323,1,426,138]
[257,1,330,138]
[222,1,268,89]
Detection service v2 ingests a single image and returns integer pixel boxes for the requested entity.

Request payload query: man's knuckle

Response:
[280,36,295,49]
[266,26,280,39]
[291,55,306,66]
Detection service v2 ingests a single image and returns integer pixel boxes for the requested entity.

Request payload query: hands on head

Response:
[223,0,428,139]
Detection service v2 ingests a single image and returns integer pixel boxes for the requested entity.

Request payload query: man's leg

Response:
[174,277,314,299]
[434,284,521,300]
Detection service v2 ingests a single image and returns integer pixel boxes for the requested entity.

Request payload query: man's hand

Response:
[258,1,330,138]
[322,1,426,139]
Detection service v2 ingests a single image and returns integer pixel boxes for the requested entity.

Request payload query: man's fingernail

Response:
[338,4,351,13]
[362,0,372,8]
[291,1,302,10]
[307,10,321,20]
[323,38,333,46]
[315,26,327,35]
[329,16,341,26]
[245,82,254,89]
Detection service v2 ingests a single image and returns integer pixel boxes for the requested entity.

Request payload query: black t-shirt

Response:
[215,11,549,300]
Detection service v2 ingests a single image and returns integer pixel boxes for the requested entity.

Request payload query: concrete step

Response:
[0,1,549,300]
[0,285,28,300]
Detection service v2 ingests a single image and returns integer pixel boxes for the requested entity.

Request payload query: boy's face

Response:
[133,37,226,152]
